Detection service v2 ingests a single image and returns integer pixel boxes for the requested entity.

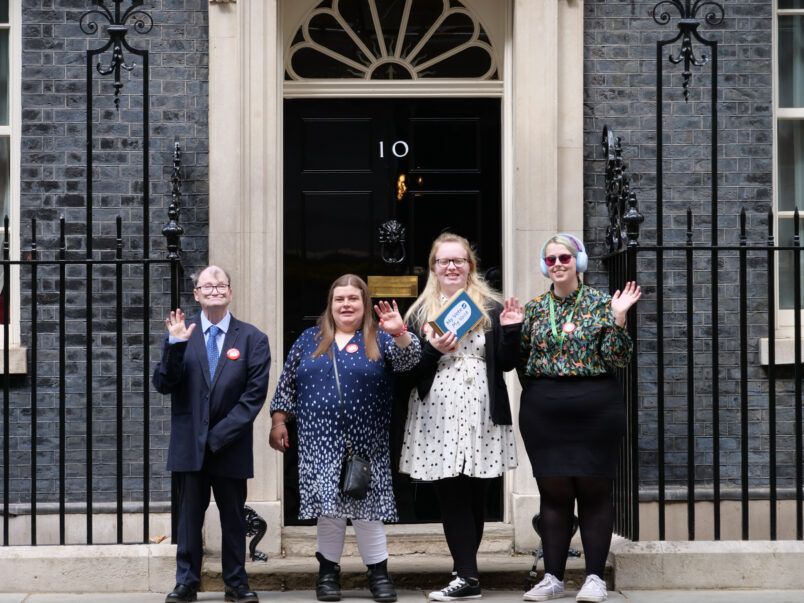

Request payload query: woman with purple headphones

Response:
[518,234,640,603]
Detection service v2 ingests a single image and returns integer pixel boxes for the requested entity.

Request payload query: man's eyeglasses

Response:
[543,254,574,267]
[434,258,469,268]
[195,283,230,294]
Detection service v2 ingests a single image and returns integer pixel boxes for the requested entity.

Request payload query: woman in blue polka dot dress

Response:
[269,274,420,603]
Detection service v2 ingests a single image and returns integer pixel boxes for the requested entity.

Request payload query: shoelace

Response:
[581,575,606,592]
[441,577,466,593]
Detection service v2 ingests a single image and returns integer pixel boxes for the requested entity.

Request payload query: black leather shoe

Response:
[316,551,342,602]
[224,584,259,603]
[165,584,197,603]
[366,558,397,603]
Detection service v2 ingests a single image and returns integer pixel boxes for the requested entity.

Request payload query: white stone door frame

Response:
[207,0,584,553]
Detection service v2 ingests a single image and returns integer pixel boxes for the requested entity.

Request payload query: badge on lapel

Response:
[226,348,241,360]
[345,343,359,354]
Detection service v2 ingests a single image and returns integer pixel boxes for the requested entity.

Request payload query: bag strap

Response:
[331,345,353,455]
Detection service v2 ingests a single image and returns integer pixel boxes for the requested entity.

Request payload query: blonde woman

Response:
[399,233,523,601]
[519,234,640,603]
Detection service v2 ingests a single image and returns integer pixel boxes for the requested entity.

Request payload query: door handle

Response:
[396,173,407,201]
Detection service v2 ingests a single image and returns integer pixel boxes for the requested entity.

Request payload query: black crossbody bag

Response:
[332,346,372,499]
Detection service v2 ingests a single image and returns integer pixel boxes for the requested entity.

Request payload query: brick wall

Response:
[583,1,788,496]
[3,0,209,507]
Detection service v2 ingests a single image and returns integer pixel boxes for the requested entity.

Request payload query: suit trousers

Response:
[175,470,248,588]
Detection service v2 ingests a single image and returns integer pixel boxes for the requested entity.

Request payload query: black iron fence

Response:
[0,142,184,546]
[599,0,804,542]
[0,1,190,547]
[604,128,804,542]
[0,229,182,546]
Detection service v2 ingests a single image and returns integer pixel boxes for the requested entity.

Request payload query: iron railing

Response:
[604,125,804,542]
[0,144,183,546]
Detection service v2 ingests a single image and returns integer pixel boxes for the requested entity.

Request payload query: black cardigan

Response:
[400,303,521,425]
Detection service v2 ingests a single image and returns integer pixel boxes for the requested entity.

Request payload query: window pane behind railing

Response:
[779,16,804,108]
[0,28,7,126]
[0,136,11,222]
[778,120,804,212]
[0,136,8,220]
[778,217,804,308]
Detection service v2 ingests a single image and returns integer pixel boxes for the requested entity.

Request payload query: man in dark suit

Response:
[154,266,270,603]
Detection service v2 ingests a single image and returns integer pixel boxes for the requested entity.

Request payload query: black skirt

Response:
[519,374,626,479]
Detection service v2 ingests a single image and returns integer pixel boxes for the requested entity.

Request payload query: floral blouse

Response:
[519,284,633,378]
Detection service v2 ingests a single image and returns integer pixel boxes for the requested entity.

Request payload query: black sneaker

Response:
[428,576,482,601]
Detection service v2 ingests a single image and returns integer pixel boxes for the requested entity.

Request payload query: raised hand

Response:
[500,296,524,326]
[164,308,196,340]
[611,281,642,326]
[374,299,405,335]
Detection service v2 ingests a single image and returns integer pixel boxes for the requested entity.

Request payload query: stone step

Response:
[201,553,612,592]
[280,523,515,557]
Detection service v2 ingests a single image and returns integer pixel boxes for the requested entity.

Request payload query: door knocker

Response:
[378,220,406,264]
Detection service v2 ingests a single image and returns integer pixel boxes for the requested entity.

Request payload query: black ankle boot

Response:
[366,558,397,603]
[316,552,341,602]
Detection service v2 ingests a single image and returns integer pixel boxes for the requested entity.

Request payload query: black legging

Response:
[536,476,613,580]
[435,474,488,579]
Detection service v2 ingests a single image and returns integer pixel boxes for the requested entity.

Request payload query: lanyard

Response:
[548,284,584,345]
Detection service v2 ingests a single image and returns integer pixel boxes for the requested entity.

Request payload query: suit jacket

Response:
[152,314,271,479]
[399,303,520,425]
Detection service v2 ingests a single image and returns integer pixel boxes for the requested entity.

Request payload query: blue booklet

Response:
[428,289,484,342]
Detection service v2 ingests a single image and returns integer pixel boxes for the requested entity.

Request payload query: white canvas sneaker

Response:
[576,574,607,602]
[523,572,566,601]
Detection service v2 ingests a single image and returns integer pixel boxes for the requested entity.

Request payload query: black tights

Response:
[536,476,613,580]
[435,475,488,579]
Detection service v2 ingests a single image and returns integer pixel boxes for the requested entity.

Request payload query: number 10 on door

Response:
[379,140,410,158]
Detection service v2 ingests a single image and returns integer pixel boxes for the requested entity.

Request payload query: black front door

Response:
[283,98,503,524]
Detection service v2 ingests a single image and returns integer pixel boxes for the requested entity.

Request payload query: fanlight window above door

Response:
[286,0,498,80]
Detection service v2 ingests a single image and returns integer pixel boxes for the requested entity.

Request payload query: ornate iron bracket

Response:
[602,126,642,253]
[652,1,724,101]
[378,220,407,265]
[80,0,153,110]
[525,513,581,587]
[245,505,268,562]
[161,143,184,260]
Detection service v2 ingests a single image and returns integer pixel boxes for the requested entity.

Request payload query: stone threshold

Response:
[279,522,515,557]
[200,554,607,592]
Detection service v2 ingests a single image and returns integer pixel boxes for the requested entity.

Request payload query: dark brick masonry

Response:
[2,0,209,508]
[1,0,792,516]
[582,1,791,498]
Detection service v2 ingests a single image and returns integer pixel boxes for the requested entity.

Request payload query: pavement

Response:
[1,591,804,603]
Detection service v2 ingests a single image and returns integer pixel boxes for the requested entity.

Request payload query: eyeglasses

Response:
[195,283,230,294]
[434,258,469,268]
[543,254,574,267]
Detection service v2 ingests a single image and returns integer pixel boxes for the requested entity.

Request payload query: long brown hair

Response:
[404,232,502,333]
[313,274,381,361]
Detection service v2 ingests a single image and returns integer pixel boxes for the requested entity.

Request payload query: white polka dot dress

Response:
[399,329,517,481]
[271,327,420,521]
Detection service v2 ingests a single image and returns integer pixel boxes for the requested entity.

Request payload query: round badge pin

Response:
[561,322,577,334]
[345,343,359,354]
[226,348,240,360]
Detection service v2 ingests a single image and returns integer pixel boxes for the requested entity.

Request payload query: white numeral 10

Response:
[379,140,410,158]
